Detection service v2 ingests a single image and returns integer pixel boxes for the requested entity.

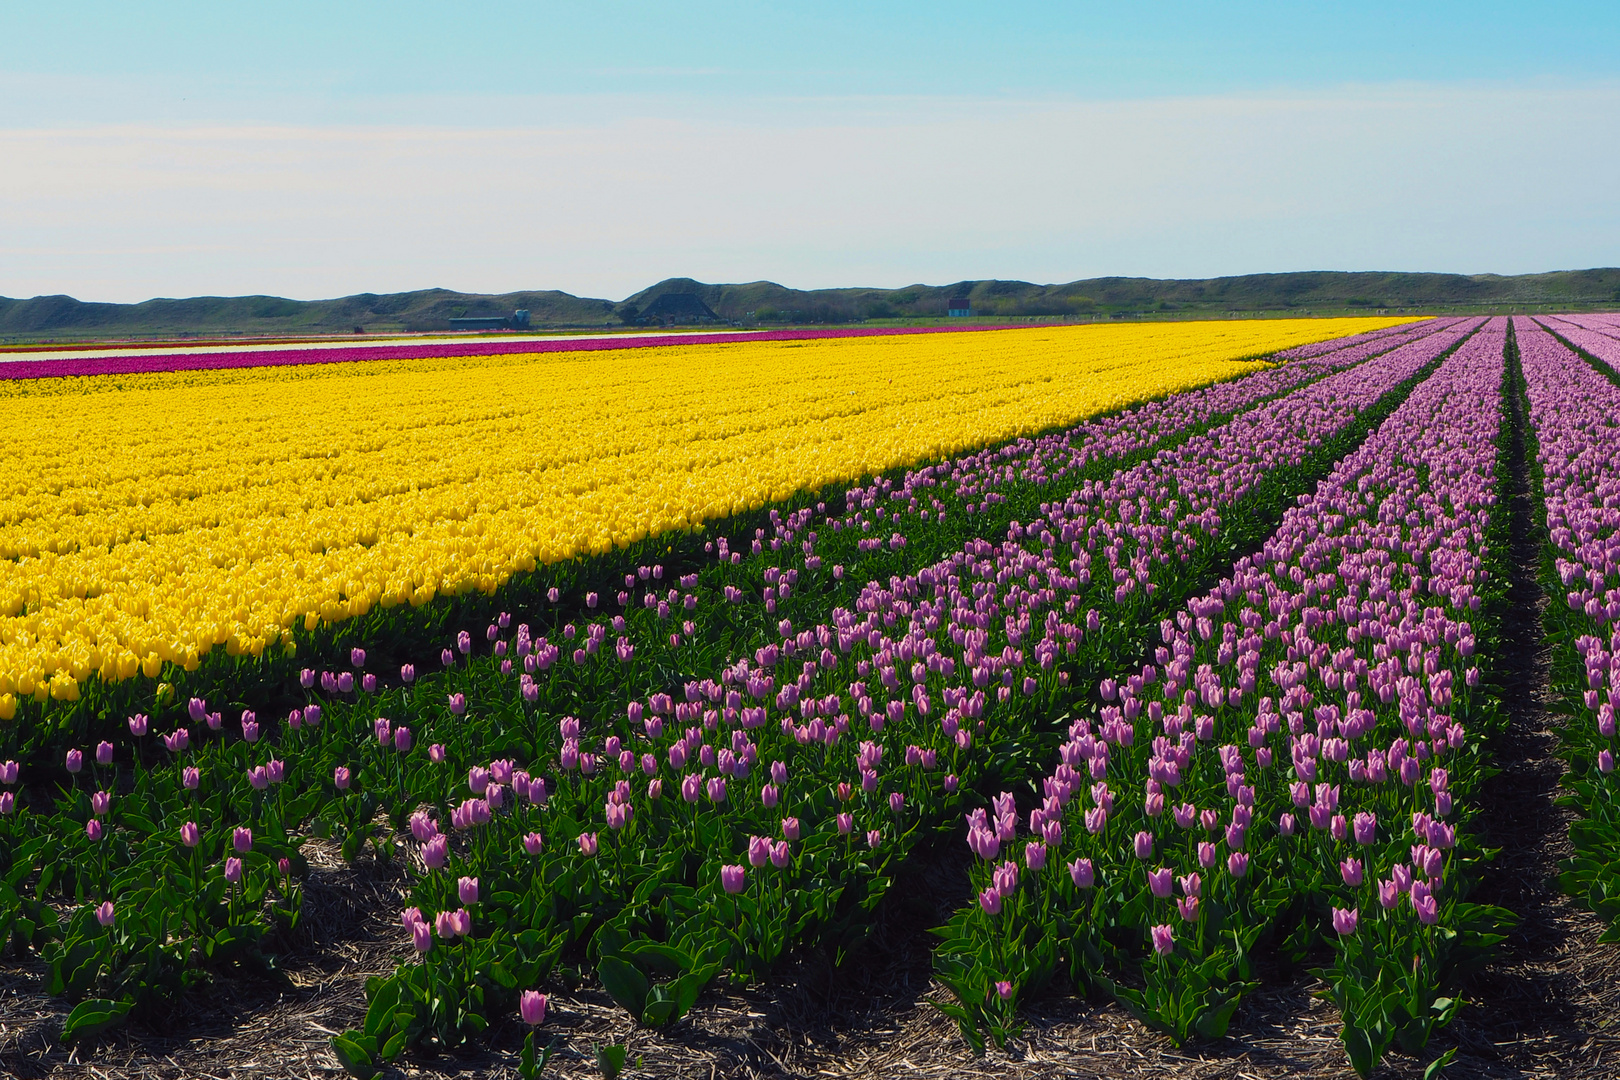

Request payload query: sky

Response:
[2,1,1619,303]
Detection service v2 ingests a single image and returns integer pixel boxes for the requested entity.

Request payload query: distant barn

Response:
[449,309,531,331]
[639,293,721,326]
[947,297,972,317]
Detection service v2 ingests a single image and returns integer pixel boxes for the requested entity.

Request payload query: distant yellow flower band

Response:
[0,318,1411,705]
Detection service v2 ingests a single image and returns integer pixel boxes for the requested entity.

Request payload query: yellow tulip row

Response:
[0,318,1411,709]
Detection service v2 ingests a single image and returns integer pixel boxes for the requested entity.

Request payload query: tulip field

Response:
[1,314,1618,1078]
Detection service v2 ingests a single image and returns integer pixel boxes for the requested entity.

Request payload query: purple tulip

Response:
[0,760,18,784]
[96,742,113,766]
[1133,830,1154,860]
[1069,858,1095,888]
[181,821,200,847]
[233,826,252,853]
[224,857,244,884]
[96,901,115,927]
[1332,907,1360,935]
[128,714,149,737]
[183,765,200,790]
[401,663,416,683]
[66,748,83,774]
[412,920,433,953]
[721,864,747,894]
[579,832,599,856]
[91,790,111,816]
[524,831,544,855]
[1147,867,1173,899]
[520,989,548,1026]
[448,693,466,715]
[1150,924,1175,955]
[458,876,479,904]
[85,818,103,841]
[422,835,449,869]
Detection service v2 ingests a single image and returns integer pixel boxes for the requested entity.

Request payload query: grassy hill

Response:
[5,269,1618,343]
[0,289,620,342]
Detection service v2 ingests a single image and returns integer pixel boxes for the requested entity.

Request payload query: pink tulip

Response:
[85,818,103,841]
[66,749,83,774]
[579,832,599,856]
[225,857,244,884]
[233,826,252,853]
[181,821,200,847]
[1151,924,1175,955]
[183,766,200,790]
[1332,907,1360,935]
[422,835,449,869]
[524,832,544,855]
[127,714,149,737]
[412,920,433,953]
[0,760,17,784]
[721,864,747,894]
[96,742,114,766]
[458,876,479,904]
[91,790,111,816]
[401,663,416,683]
[96,901,115,927]
[334,766,351,790]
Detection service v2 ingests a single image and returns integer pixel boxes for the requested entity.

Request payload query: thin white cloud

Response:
[2,81,1617,303]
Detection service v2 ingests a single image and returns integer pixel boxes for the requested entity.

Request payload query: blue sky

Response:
[3,2,1618,301]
